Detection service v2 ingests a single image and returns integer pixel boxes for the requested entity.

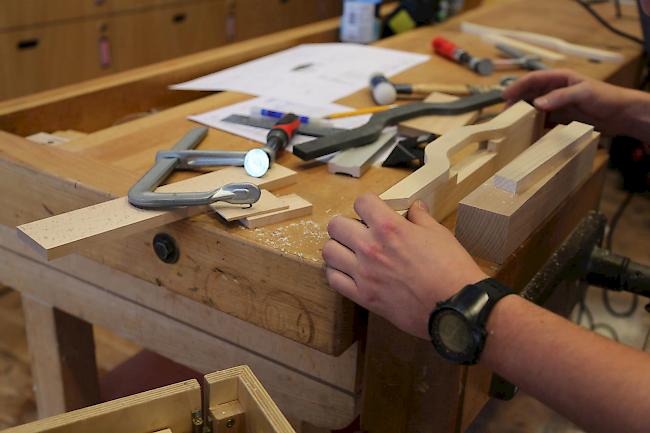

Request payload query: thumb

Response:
[407,200,439,229]
[533,84,585,111]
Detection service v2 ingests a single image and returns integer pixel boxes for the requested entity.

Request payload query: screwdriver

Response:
[244,113,301,177]
[432,36,494,76]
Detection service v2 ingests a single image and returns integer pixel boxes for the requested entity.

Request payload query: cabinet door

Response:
[110,0,228,70]
[233,0,342,42]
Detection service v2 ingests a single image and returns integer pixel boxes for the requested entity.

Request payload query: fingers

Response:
[354,192,403,229]
[322,239,358,277]
[533,82,588,111]
[327,215,369,252]
[324,267,361,303]
[406,200,440,229]
[502,69,578,104]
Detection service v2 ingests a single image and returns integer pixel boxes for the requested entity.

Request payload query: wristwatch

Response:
[428,278,514,365]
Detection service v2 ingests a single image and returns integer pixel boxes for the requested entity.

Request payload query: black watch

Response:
[428,278,514,365]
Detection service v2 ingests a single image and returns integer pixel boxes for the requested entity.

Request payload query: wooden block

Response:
[17,165,297,260]
[211,401,246,433]
[461,21,623,63]
[381,101,543,220]
[327,130,397,178]
[398,92,480,137]
[212,190,288,222]
[240,194,313,229]
[494,122,593,193]
[456,124,599,264]
[205,366,296,433]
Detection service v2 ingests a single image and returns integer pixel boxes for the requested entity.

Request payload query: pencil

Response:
[324,105,397,119]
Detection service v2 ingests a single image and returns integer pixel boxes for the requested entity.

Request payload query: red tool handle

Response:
[266,113,301,154]
[432,36,459,60]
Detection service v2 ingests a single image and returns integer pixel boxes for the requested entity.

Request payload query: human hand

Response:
[503,69,649,139]
[323,193,487,339]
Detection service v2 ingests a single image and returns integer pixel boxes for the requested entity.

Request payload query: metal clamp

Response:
[128,127,261,209]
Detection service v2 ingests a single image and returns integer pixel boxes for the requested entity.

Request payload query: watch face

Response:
[435,310,473,355]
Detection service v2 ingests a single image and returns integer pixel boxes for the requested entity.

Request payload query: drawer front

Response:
[110,1,228,70]
[233,0,342,41]
[0,19,116,99]
[0,0,200,31]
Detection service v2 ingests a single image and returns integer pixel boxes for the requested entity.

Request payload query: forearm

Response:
[613,88,650,141]
[483,295,650,433]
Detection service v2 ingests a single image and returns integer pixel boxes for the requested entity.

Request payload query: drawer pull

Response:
[172,13,187,23]
[17,38,39,50]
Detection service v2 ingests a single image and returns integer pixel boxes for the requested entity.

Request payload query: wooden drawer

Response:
[233,0,342,41]
[0,1,228,100]
[0,0,201,30]
[0,366,295,433]
[109,1,229,70]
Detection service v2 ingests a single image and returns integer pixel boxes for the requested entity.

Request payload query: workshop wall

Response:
[0,0,342,100]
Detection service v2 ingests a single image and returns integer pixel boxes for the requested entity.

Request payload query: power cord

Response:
[574,0,644,45]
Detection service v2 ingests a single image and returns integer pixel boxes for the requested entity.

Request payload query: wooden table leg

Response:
[21,294,100,418]
[361,313,465,433]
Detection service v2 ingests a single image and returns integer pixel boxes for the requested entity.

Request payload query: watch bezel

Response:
[429,305,486,365]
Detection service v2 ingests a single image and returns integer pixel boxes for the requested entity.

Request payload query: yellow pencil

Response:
[324,105,397,119]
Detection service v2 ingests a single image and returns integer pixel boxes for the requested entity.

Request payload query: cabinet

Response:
[0,0,342,100]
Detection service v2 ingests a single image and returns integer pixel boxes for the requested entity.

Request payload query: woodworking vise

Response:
[128,127,261,209]
[490,210,650,401]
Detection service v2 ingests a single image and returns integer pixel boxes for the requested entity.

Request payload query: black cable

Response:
[602,191,639,317]
[574,0,645,45]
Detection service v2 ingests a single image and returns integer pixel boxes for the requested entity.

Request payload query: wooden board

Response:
[327,130,397,178]
[16,165,296,260]
[461,21,623,62]
[213,190,288,222]
[1,379,201,433]
[241,194,313,229]
[482,33,566,62]
[381,101,543,220]
[398,92,481,137]
[456,123,599,264]
[205,366,295,433]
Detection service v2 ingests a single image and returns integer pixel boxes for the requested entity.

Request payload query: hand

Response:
[323,193,487,339]
[503,69,650,140]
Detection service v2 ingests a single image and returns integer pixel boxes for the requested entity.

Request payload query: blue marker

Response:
[250,106,331,128]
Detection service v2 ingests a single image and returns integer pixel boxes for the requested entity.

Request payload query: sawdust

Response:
[248,219,330,263]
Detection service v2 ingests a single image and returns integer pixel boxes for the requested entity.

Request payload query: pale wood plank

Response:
[481,33,566,62]
[493,122,593,194]
[241,194,313,229]
[456,127,599,264]
[213,190,288,222]
[398,92,481,137]
[21,296,100,418]
[1,379,200,433]
[16,165,296,260]
[380,101,543,220]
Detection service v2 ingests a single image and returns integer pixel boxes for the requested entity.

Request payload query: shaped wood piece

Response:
[398,92,481,137]
[17,164,297,260]
[240,194,313,229]
[212,190,287,222]
[328,130,397,178]
[461,21,623,63]
[456,122,599,264]
[380,101,543,220]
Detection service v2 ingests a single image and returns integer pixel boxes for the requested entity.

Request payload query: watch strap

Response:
[475,278,514,324]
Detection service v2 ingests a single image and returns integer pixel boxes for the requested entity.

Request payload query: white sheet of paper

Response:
[188,97,371,149]
[172,43,430,104]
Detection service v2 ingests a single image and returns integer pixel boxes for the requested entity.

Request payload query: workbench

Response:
[0,0,643,431]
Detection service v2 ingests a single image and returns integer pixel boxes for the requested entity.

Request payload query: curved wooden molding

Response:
[380,101,542,220]
[461,22,623,63]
